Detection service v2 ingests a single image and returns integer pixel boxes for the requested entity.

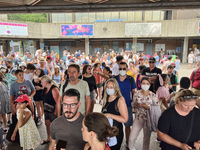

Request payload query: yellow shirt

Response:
[127,67,137,81]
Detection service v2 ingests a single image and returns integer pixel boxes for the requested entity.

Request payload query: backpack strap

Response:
[128,75,133,90]
[192,69,197,83]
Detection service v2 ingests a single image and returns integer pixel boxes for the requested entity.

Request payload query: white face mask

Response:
[119,70,126,76]
[141,85,150,91]
[106,88,115,96]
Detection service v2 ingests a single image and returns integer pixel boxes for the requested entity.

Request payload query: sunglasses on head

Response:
[119,68,126,71]
[149,61,155,64]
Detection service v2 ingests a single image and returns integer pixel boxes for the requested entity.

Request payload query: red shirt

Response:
[190,69,200,89]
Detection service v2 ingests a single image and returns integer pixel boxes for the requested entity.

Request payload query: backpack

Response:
[114,75,133,89]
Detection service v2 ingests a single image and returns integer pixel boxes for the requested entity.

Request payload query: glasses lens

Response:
[149,61,155,63]
[119,68,122,70]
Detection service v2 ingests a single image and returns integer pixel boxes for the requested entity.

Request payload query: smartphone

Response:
[56,140,67,150]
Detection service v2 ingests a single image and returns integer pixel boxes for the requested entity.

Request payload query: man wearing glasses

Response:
[114,62,136,146]
[49,89,86,150]
[141,57,162,93]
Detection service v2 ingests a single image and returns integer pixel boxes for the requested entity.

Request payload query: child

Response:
[174,56,180,72]
[136,65,146,90]
[154,74,170,112]
[167,65,179,93]
[11,95,41,150]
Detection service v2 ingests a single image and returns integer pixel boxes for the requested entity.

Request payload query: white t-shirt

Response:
[112,63,119,76]
[24,73,34,81]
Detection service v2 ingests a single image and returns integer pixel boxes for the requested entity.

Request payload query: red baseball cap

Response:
[47,55,53,60]
[14,95,30,103]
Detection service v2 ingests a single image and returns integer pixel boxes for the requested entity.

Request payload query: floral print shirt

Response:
[132,90,159,120]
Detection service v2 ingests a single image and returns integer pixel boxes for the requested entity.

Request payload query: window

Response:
[58,13,65,23]
[135,11,142,21]
[75,13,81,22]
[111,12,119,19]
[65,13,72,22]
[52,13,58,23]
[89,13,95,22]
[120,11,128,21]
[82,13,88,22]
[104,12,111,20]
[153,11,160,21]
[128,11,134,21]
[160,11,165,20]
[144,11,152,21]
[97,12,104,20]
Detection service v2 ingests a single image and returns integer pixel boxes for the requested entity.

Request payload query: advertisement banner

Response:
[61,24,93,36]
[125,23,162,36]
[0,22,28,36]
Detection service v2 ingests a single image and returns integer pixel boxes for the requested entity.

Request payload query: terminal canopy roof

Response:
[1,0,200,13]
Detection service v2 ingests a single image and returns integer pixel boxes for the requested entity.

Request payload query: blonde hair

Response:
[174,89,198,104]
[41,75,59,88]
[54,66,60,75]
[102,78,123,107]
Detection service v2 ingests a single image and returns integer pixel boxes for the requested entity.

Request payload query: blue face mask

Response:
[106,88,115,96]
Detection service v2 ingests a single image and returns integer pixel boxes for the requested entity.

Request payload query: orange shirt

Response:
[93,68,102,84]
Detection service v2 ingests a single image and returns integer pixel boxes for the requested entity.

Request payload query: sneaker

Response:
[7,121,11,127]
[37,119,43,126]
[2,128,7,134]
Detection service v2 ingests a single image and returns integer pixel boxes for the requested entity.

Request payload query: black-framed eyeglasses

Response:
[61,102,79,109]
[119,68,126,71]
[149,61,155,64]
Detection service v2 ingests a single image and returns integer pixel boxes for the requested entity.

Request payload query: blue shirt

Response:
[155,56,159,66]
[116,75,136,107]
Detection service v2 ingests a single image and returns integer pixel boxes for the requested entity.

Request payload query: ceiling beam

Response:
[0,1,200,13]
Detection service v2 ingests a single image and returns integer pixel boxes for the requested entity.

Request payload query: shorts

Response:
[90,90,95,101]
[96,83,102,88]
[124,106,133,127]
[44,111,57,122]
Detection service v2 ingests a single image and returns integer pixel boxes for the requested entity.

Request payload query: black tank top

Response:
[43,85,57,106]
[102,97,121,127]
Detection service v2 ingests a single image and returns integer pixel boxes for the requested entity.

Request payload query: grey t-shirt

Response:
[59,80,90,114]
[10,80,35,100]
[25,56,34,62]
[50,114,86,150]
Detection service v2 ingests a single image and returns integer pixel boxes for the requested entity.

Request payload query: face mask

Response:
[106,88,115,96]
[119,70,126,76]
[141,85,150,91]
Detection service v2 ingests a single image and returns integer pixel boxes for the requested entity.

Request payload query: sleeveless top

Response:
[87,143,111,150]
[102,97,121,127]
[53,74,61,85]
[43,85,57,112]
[39,66,48,75]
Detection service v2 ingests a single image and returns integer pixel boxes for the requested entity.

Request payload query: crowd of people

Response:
[0,48,199,150]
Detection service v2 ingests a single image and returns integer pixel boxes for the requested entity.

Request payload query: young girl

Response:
[11,94,41,150]
[52,65,61,85]
[154,74,170,112]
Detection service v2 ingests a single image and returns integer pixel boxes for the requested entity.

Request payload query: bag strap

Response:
[192,69,197,83]
[62,79,69,94]
[185,110,195,144]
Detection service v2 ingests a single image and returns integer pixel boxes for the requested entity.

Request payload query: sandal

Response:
[41,140,50,145]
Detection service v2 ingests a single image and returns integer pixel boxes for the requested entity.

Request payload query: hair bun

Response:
[106,126,119,138]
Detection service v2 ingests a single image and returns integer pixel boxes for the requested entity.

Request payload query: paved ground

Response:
[6,63,195,150]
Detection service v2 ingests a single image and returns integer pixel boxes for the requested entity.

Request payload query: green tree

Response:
[8,13,47,23]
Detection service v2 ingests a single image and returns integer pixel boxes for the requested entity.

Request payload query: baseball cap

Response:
[70,59,74,62]
[14,94,30,103]
[139,57,144,60]
[83,60,89,65]
[19,62,27,67]
[27,52,31,55]
[149,57,156,62]
[171,63,176,67]
[75,53,81,58]
[47,55,53,60]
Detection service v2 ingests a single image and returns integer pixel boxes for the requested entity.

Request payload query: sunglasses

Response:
[149,61,155,64]
[88,68,91,70]
[119,68,126,71]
